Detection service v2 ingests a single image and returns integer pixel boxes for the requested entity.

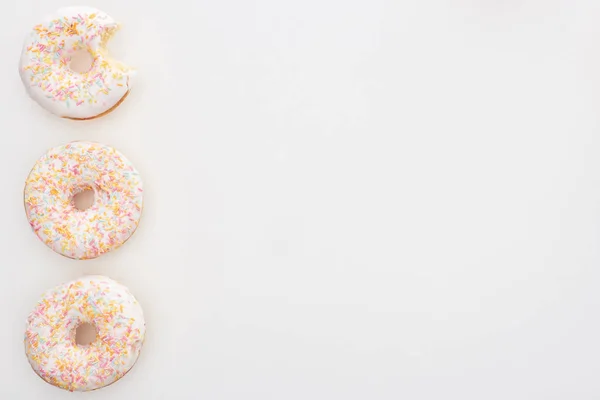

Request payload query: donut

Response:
[25,276,145,392]
[19,7,134,119]
[24,141,143,260]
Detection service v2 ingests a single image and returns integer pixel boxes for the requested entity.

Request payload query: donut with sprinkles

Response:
[25,276,145,391]
[24,141,143,260]
[19,7,134,119]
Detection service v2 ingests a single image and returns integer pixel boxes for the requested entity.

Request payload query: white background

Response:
[1,0,600,398]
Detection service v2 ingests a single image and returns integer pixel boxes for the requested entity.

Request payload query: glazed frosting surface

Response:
[24,141,143,259]
[19,6,133,119]
[25,276,145,392]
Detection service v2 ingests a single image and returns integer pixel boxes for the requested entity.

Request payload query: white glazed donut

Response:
[19,6,134,119]
[25,276,145,392]
[24,141,143,260]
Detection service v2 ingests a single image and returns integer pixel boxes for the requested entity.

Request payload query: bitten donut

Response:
[25,276,145,392]
[24,141,143,259]
[19,7,134,119]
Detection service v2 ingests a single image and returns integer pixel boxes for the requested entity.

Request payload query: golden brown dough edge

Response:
[63,90,130,121]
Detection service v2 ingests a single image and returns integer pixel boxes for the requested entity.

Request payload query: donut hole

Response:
[75,323,97,346]
[73,188,95,211]
[68,49,94,74]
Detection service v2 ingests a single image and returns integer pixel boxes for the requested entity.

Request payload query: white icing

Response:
[24,141,143,260]
[19,7,134,119]
[25,276,145,392]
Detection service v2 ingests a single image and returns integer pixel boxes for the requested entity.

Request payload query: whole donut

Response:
[24,141,143,259]
[19,7,134,119]
[25,276,145,392]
